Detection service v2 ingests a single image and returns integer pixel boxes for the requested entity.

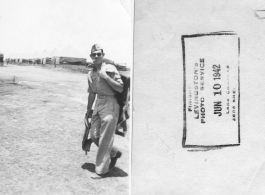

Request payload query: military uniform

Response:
[87,63,123,174]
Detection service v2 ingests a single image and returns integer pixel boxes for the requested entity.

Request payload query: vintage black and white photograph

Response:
[0,0,132,194]
[5,0,265,194]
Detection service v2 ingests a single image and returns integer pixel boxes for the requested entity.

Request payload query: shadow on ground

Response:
[81,163,128,178]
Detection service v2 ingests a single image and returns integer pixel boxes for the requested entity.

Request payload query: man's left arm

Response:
[105,76,123,93]
[99,69,123,93]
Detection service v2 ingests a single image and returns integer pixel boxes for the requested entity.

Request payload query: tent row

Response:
[7,45,87,65]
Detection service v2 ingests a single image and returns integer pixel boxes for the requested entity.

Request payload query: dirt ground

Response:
[0,64,130,195]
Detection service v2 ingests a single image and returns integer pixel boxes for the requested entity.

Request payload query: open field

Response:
[0,64,130,195]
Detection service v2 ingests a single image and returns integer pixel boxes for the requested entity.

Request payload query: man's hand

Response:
[85,109,93,120]
[98,69,110,80]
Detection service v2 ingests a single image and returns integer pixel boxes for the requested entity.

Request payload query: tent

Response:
[50,48,60,57]
[56,44,85,58]
[45,48,60,64]
[39,50,48,58]
[53,45,87,65]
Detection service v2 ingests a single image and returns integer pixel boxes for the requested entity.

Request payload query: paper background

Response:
[132,0,265,194]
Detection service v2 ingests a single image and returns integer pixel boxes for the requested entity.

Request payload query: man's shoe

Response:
[109,151,122,169]
[91,172,108,179]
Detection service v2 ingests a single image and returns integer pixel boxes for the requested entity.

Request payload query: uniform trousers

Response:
[89,96,120,174]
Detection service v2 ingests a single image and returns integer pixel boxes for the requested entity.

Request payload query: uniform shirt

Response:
[87,63,123,96]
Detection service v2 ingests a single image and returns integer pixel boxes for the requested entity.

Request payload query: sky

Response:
[0,0,132,65]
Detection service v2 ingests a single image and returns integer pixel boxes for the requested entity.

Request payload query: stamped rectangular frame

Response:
[182,32,240,148]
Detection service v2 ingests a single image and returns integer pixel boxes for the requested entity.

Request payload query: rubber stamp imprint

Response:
[182,32,240,148]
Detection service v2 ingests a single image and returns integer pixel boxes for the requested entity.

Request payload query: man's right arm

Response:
[86,93,96,119]
[86,71,96,118]
[87,93,96,111]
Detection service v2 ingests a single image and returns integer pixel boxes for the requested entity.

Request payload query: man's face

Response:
[90,50,104,64]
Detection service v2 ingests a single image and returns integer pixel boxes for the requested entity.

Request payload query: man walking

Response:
[86,44,123,179]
